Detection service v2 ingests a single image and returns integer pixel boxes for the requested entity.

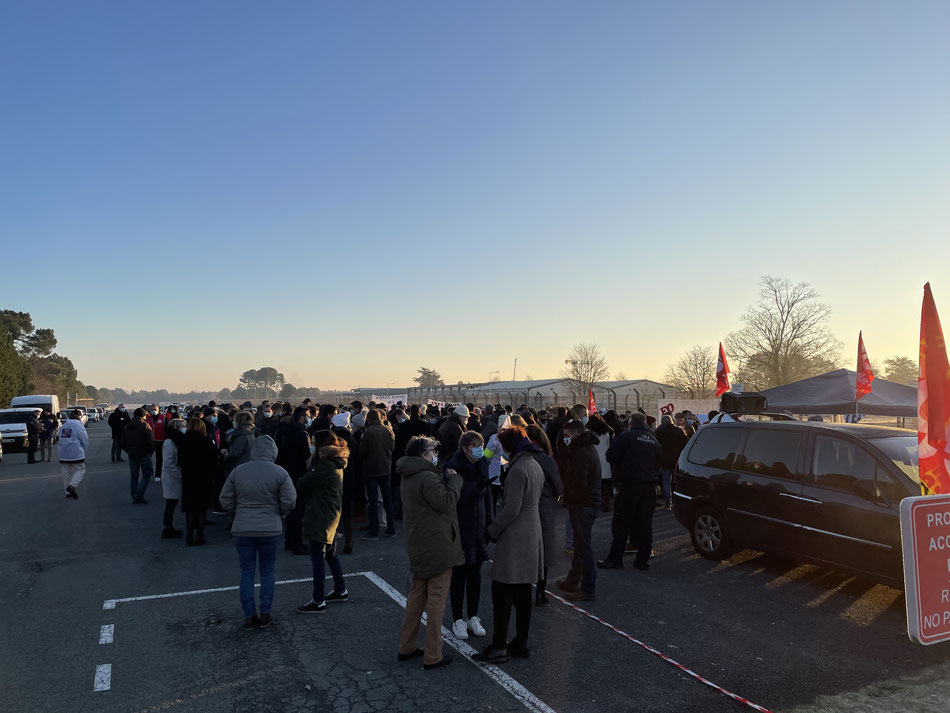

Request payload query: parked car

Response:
[86,408,100,423]
[673,421,921,586]
[0,408,40,452]
[65,406,88,426]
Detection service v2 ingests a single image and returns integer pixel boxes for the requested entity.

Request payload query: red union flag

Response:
[715,343,731,397]
[588,389,597,415]
[856,331,875,400]
[918,283,950,495]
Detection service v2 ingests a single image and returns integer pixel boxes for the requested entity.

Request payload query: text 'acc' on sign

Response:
[901,494,950,645]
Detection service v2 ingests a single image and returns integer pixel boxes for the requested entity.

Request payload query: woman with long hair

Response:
[473,426,544,664]
[525,424,563,606]
[179,418,219,546]
[296,430,350,614]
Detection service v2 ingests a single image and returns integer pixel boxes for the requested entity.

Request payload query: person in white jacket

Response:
[58,409,89,499]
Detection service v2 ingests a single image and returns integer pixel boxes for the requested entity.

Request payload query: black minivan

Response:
[673,421,921,585]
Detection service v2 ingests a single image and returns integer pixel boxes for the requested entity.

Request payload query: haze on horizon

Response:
[2,1,948,394]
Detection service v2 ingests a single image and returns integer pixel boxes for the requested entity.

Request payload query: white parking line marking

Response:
[93,663,112,691]
[102,571,557,713]
[102,573,371,609]
[363,572,557,713]
[99,624,114,644]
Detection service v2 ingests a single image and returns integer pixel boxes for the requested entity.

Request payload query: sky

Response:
[1,1,949,392]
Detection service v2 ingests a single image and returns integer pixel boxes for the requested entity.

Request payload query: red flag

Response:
[856,331,875,400]
[715,343,731,397]
[588,389,597,415]
[918,283,950,495]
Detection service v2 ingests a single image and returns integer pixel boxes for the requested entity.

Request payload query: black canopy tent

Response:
[760,369,917,417]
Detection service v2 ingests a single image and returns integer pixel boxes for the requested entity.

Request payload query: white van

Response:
[10,394,61,416]
[0,408,40,451]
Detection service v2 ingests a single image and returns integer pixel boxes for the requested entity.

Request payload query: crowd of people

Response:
[56,397,707,668]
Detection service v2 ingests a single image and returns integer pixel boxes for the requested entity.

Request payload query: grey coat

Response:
[487,450,545,584]
[219,436,297,537]
[161,438,182,500]
[224,425,256,471]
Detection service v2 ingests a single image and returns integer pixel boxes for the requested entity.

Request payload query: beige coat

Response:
[487,450,544,584]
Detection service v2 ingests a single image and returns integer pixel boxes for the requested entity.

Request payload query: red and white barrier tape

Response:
[546,590,774,713]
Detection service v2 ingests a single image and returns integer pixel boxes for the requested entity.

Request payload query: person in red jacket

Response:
[146,404,170,483]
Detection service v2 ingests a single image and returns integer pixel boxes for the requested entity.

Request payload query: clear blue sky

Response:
[2,1,948,391]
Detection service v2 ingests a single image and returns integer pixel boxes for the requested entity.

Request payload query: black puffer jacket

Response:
[655,422,689,469]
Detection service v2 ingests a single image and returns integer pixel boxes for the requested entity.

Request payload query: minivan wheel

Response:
[691,507,732,561]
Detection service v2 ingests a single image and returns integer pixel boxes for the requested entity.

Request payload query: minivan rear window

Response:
[686,428,742,469]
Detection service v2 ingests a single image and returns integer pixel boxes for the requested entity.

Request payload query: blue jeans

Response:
[660,468,673,507]
[129,456,153,499]
[235,535,281,618]
[310,540,346,603]
[365,475,395,536]
[567,506,599,593]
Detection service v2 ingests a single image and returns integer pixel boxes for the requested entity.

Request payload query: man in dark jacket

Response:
[655,414,689,510]
[108,404,131,462]
[123,408,155,504]
[598,413,661,570]
[437,405,469,462]
[358,410,395,539]
[26,410,41,464]
[556,422,602,601]
[276,407,313,554]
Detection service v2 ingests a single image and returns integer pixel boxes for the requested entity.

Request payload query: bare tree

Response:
[614,370,627,380]
[727,276,842,390]
[665,345,716,398]
[560,342,610,395]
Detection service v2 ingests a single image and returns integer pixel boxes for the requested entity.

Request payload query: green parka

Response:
[397,455,465,579]
[297,443,346,545]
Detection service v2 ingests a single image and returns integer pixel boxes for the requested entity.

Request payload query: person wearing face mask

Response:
[275,406,314,555]
[160,418,187,538]
[395,436,464,671]
[358,409,396,540]
[146,405,167,483]
[108,404,131,463]
[444,431,493,641]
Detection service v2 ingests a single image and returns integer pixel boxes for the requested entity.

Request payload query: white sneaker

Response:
[154,477,161,482]
[452,619,469,639]
[468,616,486,637]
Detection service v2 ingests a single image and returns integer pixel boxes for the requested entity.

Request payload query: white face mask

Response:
[563,436,573,447]
[309,445,316,455]
[432,454,438,466]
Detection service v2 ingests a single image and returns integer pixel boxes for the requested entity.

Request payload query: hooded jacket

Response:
[57,419,89,463]
[561,431,602,508]
[397,456,464,579]
[437,415,466,461]
[297,443,347,545]
[220,436,297,537]
[606,425,662,488]
[224,424,256,471]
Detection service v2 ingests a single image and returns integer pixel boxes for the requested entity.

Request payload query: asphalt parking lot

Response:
[1,425,949,713]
